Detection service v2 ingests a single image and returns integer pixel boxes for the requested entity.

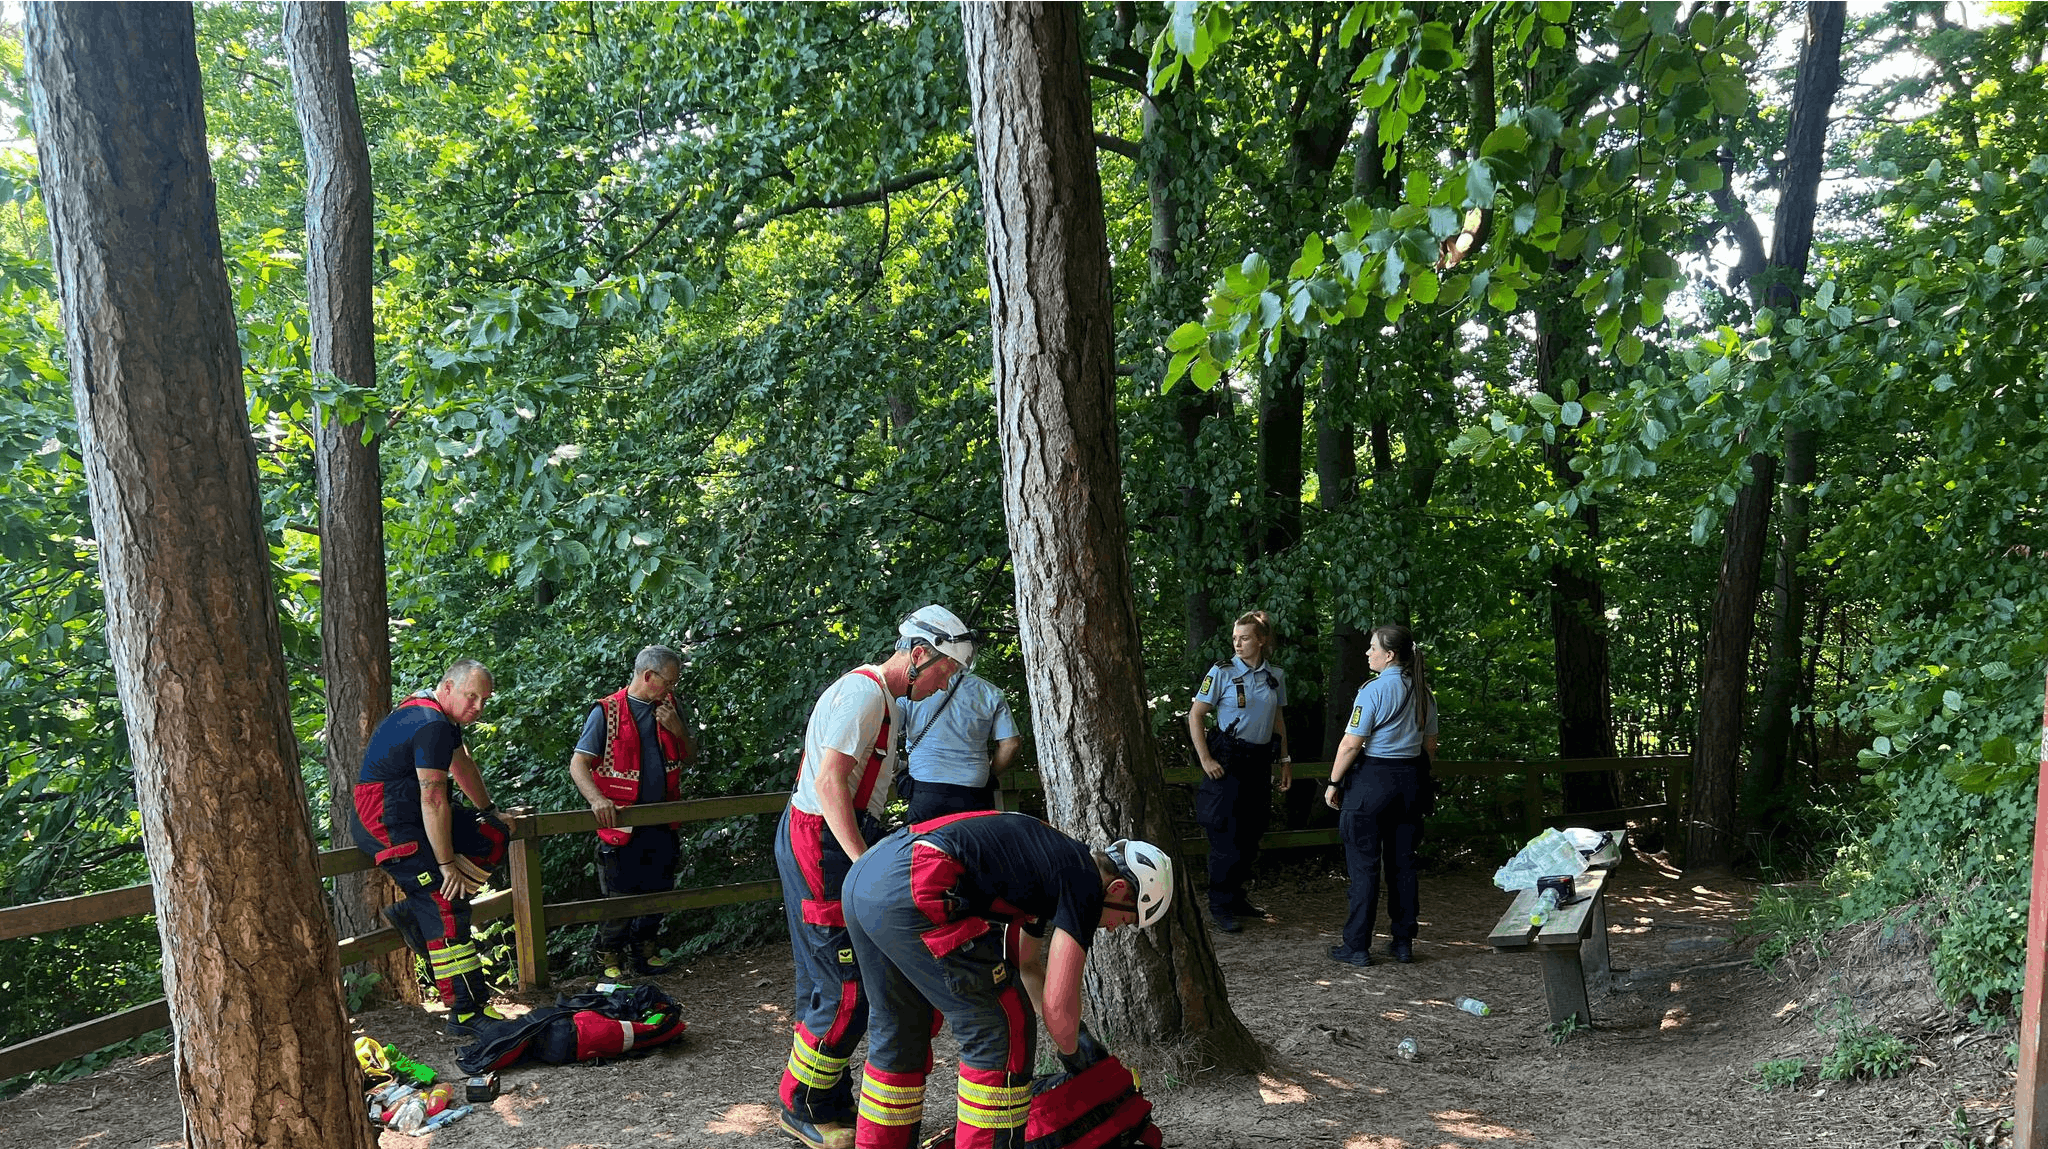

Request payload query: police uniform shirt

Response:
[901,673,1019,788]
[920,812,1107,950]
[576,696,670,806]
[1193,656,1286,745]
[1344,668,1439,758]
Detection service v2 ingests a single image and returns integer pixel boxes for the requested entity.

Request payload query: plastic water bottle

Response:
[390,1095,429,1133]
[1395,1037,1419,1061]
[1455,996,1492,1017]
[1528,888,1561,927]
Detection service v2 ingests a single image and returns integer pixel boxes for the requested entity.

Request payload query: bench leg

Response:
[1582,893,1612,990]
[1539,947,1593,1027]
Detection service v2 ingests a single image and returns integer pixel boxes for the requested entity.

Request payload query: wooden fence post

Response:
[2012,671,2048,1148]
[505,809,549,991]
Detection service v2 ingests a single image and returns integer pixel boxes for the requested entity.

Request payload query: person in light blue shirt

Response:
[898,671,1022,824]
[1186,610,1293,933]
[1324,623,1439,966]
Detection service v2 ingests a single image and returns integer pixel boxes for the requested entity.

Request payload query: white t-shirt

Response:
[791,667,898,821]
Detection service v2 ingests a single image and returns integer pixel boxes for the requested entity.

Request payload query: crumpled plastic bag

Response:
[1493,827,1589,892]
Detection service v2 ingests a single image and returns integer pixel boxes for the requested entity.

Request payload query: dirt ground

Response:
[0,844,2019,1149]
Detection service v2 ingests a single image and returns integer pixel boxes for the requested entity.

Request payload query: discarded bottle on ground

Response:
[1395,1037,1419,1061]
[1455,996,1491,1017]
[1528,888,1561,927]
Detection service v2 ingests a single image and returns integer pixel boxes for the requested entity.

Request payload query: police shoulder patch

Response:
[1200,674,1214,695]
[1349,705,1363,728]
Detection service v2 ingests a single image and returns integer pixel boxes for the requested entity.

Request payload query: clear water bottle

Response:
[1528,888,1561,927]
[389,1095,429,1133]
[1455,996,1491,1017]
[1395,1037,1419,1061]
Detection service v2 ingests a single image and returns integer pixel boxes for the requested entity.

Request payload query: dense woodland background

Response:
[3,0,2046,1089]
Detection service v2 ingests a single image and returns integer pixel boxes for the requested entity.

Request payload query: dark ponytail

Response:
[1369,623,1434,734]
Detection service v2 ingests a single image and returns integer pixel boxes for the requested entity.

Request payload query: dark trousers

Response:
[374,807,507,1013]
[596,825,678,950]
[1339,754,1427,951]
[774,804,881,1124]
[902,778,997,825]
[1197,729,1276,912]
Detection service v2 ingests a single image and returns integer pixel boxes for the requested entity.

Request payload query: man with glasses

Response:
[569,644,698,979]
[775,606,974,1149]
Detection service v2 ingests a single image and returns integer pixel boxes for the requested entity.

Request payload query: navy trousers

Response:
[1198,729,1276,912]
[1339,754,1427,952]
[596,824,678,950]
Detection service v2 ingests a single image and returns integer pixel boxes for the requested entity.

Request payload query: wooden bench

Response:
[1486,831,1625,1026]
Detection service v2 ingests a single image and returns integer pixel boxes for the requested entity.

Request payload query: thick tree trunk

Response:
[1686,2,1842,868]
[963,1,1261,1066]
[1747,425,1814,814]
[1534,292,1620,812]
[1317,339,1367,758]
[284,0,407,1001]
[25,4,375,1146]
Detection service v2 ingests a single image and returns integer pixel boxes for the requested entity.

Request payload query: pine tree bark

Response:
[963,1,1261,1066]
[284,0,406,1000]
[25,4,375,1146]
[1687,1,1843,867]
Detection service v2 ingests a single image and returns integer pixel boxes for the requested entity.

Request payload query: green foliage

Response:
[1544,1013,1585,1046]
[1753,1057,1807,1091]
[1815,996,1912,1083]
[1744,883,1840,969]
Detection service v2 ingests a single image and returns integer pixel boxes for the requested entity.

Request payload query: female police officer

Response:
[1324,623,1438,965]
[1186,609,1291,932]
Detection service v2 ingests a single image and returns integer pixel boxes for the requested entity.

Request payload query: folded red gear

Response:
[455,983,687,1075]
[918,1051,1162,1149]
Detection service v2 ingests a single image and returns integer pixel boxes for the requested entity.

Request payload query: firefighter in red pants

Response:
[351,659,509,1035]
[776,606,975,1149]
[843,811,1174,1149]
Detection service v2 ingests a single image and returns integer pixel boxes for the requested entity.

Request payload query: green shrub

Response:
[1753,1057,1807,1091]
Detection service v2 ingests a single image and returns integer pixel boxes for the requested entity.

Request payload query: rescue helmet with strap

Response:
[1107,838,1174,928]
[898,603,977,670]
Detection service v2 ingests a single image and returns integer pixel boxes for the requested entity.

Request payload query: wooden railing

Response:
[0,753,1684,1081]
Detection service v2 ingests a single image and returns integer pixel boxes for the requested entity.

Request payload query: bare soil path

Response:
[0,847,2016,1148]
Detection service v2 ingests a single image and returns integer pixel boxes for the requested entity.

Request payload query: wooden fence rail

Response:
[0,754,1684,1081]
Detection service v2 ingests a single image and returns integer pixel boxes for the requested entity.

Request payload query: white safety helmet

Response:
[1108,838,1174,929]
[898,604,977,669]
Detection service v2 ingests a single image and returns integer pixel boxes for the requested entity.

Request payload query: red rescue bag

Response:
[456,983,686,1074]
[1023,1054,1162,1149]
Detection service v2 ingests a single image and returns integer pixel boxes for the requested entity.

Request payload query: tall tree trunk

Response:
[1747,425,1814,818]
[1686,1,1843,867]
[963,1,1260,1066]
[1534,289,1621,813]
[284,0,407,1002]
[26,4,374,1146]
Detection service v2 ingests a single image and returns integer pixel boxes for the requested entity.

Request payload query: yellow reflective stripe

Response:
[430,945,482,976]
[856,1095,924,1126]
[955,1078,1030,1106]
[859,1076,926,1104]
[955,1100,1029,1129]
[788,1034,850,1073]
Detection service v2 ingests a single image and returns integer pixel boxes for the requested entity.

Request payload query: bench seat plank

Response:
[1535,867,1609,946]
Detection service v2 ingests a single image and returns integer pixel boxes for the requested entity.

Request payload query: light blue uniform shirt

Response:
[1194,657,1286,746]
[1345,668,1438,758]
[901,673,1019,787]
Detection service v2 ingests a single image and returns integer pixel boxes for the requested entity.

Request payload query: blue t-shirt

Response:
[919,812,1106,950]
[360,698,464,784]
[1344,668,1438,758]
[902,673,1020,787]
[576,696,669,806]
[1194,657,1286,745]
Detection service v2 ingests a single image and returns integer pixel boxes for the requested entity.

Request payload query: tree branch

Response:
[1095,132,1141,161]
[729,155,974,234]
[1088,62,1148,92]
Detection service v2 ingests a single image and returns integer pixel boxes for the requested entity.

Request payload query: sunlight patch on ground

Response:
[1776,1000,1801,1018]
[1307,1069,1358,1091]
[1342,1135,1409,1148]
[1258,1074,1310,1103]
[1380,1008,1410,1021]
[703,1102,777,1136]
[491,1086,547,1127]
[1661,1006,1692,1031]
[1431,1109,1523,1139]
